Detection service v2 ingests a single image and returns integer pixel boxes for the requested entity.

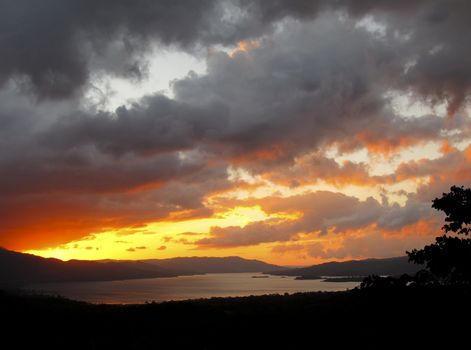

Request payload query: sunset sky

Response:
[1,0,471,265]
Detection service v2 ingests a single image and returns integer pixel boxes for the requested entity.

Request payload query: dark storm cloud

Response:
[32,12,452,174]
[172,15,447,163]
[0,150,202,195]
[41,95,229,158]
[195,0,471,117]
[347,0,471,115]
[0,0,322,98]
[0,87,233,197]
[1,0,471,108]
[0,0,223,98]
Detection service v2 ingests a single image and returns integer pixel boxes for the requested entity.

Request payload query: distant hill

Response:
[269,256,422,278]
[0,248,176,286]
[99,256,283,274]
[0,249,282,286]
[141,256,283,274]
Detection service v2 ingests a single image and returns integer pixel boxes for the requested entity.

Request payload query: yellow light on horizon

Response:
[24,206,275,261]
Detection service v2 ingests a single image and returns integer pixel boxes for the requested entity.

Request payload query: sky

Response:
[1,0,471,265]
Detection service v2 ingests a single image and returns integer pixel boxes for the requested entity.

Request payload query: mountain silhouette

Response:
[0,248,282,286]
[269,256,422,278]
[134,256,283,274]
[0,248,176,286]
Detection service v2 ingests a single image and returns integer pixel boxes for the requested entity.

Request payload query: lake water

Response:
[28,273,359,304]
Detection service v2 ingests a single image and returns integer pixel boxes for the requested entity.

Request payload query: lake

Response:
[28,272,359,304]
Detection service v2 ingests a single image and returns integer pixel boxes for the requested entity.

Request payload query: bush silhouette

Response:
[407,186,471,285]
[362,185,471,288]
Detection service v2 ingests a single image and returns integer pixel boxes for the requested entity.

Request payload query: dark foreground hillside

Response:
[2,286,470,349]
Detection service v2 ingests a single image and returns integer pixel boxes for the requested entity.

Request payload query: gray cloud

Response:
[0,0,322,98]
[306,230,434,260]
[196,191,383,247]
[40,95,230,158]
[196,190,444,248]
[23,12,448,179]
[2,0,471,106]
[0,0,222,98]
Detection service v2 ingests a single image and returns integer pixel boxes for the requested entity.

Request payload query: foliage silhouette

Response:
[407,235,471,285]
[407,186,471,285]
[360,274,411,289]
[362,185,471,288]
[431,185,471,235]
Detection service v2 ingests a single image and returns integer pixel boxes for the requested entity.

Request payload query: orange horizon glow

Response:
[10,138,471,265]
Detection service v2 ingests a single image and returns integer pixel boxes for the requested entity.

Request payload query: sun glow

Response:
[25,206,277,261]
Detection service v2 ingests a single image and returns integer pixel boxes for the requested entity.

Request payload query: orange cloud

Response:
[271,219,439,262]
[356,131,427,155]
[229,39,262,57]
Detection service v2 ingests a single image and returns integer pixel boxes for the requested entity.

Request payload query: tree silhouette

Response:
[407,186,471,285]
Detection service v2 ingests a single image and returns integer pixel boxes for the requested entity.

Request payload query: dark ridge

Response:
[269,256,422,278]
[0,248,176,286]
[140,256,284,274]
[0,248,282,286]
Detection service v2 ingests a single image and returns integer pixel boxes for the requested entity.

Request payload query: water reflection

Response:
[29,272,359,304]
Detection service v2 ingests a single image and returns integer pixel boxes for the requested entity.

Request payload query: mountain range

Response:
[0,248,423,286]
[0,248,282,286]
[268,256,422,279]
